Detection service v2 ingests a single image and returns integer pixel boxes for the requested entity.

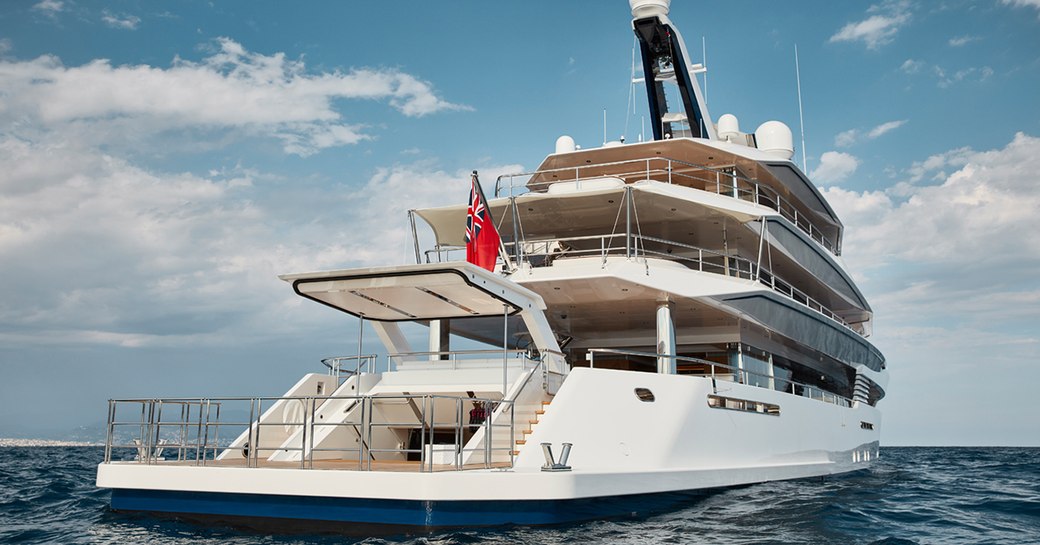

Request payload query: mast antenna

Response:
[795,44,808,172]
[624,38,637,142]
[702,36,708,105]
[603,108,607,145]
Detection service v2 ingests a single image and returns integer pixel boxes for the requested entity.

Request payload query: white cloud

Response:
[822,135,1040,443]
[1003,0,1040,17]
[835,129,859,148]
[900,58,925,74]
[834,119,907,147]
[830,2,911,49]
[0,38,470,156]
[866,119,907,138]
[947,35,979,47]
[810,151,859,184]
[934,65,994,88]
[825,132,1040,268]
[0,37,486,349]
[32,0,63,15]
[0,130,521,348]
[101,11,141,30]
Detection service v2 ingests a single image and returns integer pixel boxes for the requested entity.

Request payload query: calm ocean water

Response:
[0,447,1037,544]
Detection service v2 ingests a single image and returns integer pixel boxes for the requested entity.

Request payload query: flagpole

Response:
[471,171,514,273]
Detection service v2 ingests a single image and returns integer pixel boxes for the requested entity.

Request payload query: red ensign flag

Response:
[465,172,501,271]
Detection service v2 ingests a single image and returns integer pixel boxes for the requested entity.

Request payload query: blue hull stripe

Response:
[111,488,707,528]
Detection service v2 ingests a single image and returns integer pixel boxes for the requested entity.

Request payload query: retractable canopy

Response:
[280,263,545,322]
[281,263,566,373]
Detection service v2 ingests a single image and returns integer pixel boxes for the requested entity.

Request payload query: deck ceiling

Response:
[529,276,737,336]
[443,273,739,349]
[415,183,760,248]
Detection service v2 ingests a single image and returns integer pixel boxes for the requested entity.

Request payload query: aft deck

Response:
[108,457,512,472]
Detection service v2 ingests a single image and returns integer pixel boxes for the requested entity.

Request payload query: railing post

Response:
[456,398,463,470]
[484,402,492,469]
[420,395,427,473]
[360,397,369,471]
[104,400,114,463]
[503,304,509,398]
[152,400,163,464]
[299,399,308,469]
[428,395,436,473]
[253,398,262,468]
[625,187,632,259]
[510,401,515,468]
[194,399,204,464]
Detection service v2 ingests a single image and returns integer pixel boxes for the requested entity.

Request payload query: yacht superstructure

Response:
[97,0,887,530]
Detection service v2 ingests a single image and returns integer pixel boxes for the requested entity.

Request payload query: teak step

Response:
[528,419,539,425]
[534,410,546,415]
[511,450,520,455]
[516,439,527,445]
[522,429,533,435]
[541,400,552,406]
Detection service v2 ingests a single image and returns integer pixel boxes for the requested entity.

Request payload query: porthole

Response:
[634,388,655,402]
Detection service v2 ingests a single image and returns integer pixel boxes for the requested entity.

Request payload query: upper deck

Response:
[502,138,844,256]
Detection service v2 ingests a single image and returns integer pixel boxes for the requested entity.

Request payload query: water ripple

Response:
[0,447,1038,544]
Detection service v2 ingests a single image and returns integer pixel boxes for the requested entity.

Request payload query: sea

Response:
[1,446,1037,544]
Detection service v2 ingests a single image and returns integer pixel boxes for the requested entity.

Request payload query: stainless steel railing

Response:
[321,354,378,377]
[388,349,530,369]
[424,232,860,335]
[493,155,840,255]
[103,393,516,472]
[585,348,852,408]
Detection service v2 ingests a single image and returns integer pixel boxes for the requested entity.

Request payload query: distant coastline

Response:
[0,438,101,447]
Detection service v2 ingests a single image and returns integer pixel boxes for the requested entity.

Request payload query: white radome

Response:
[755,120,795,160]
[629,0,670,19]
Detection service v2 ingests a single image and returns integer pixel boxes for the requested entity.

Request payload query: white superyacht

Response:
[97,0,887,530]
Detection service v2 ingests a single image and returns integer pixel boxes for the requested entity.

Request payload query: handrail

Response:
[585,348,852,408]
[389,349,529,359]
[321,354,377,376]
[493,155,840,255]
[424,231,860,335]
[104,393,516,472]
[387,349,533,373]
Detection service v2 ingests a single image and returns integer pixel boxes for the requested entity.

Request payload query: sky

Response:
[0,0,1038,446]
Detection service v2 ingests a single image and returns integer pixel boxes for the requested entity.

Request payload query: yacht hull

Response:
[99,369,880,529]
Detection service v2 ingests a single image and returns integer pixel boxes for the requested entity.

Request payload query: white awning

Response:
[281,262,567,374]
[280,262,545,322]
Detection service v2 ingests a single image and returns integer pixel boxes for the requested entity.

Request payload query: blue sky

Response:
[1,0,1038,445]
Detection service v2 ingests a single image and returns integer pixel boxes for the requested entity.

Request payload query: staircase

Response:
[512,399,552,455]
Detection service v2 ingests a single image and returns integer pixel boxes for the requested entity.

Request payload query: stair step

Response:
[534,410,545,415]
[516,439,527,445]
[541,401,552,406]
[511,450,520,455]
[522,429,533,435]
[528,419,539,425]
